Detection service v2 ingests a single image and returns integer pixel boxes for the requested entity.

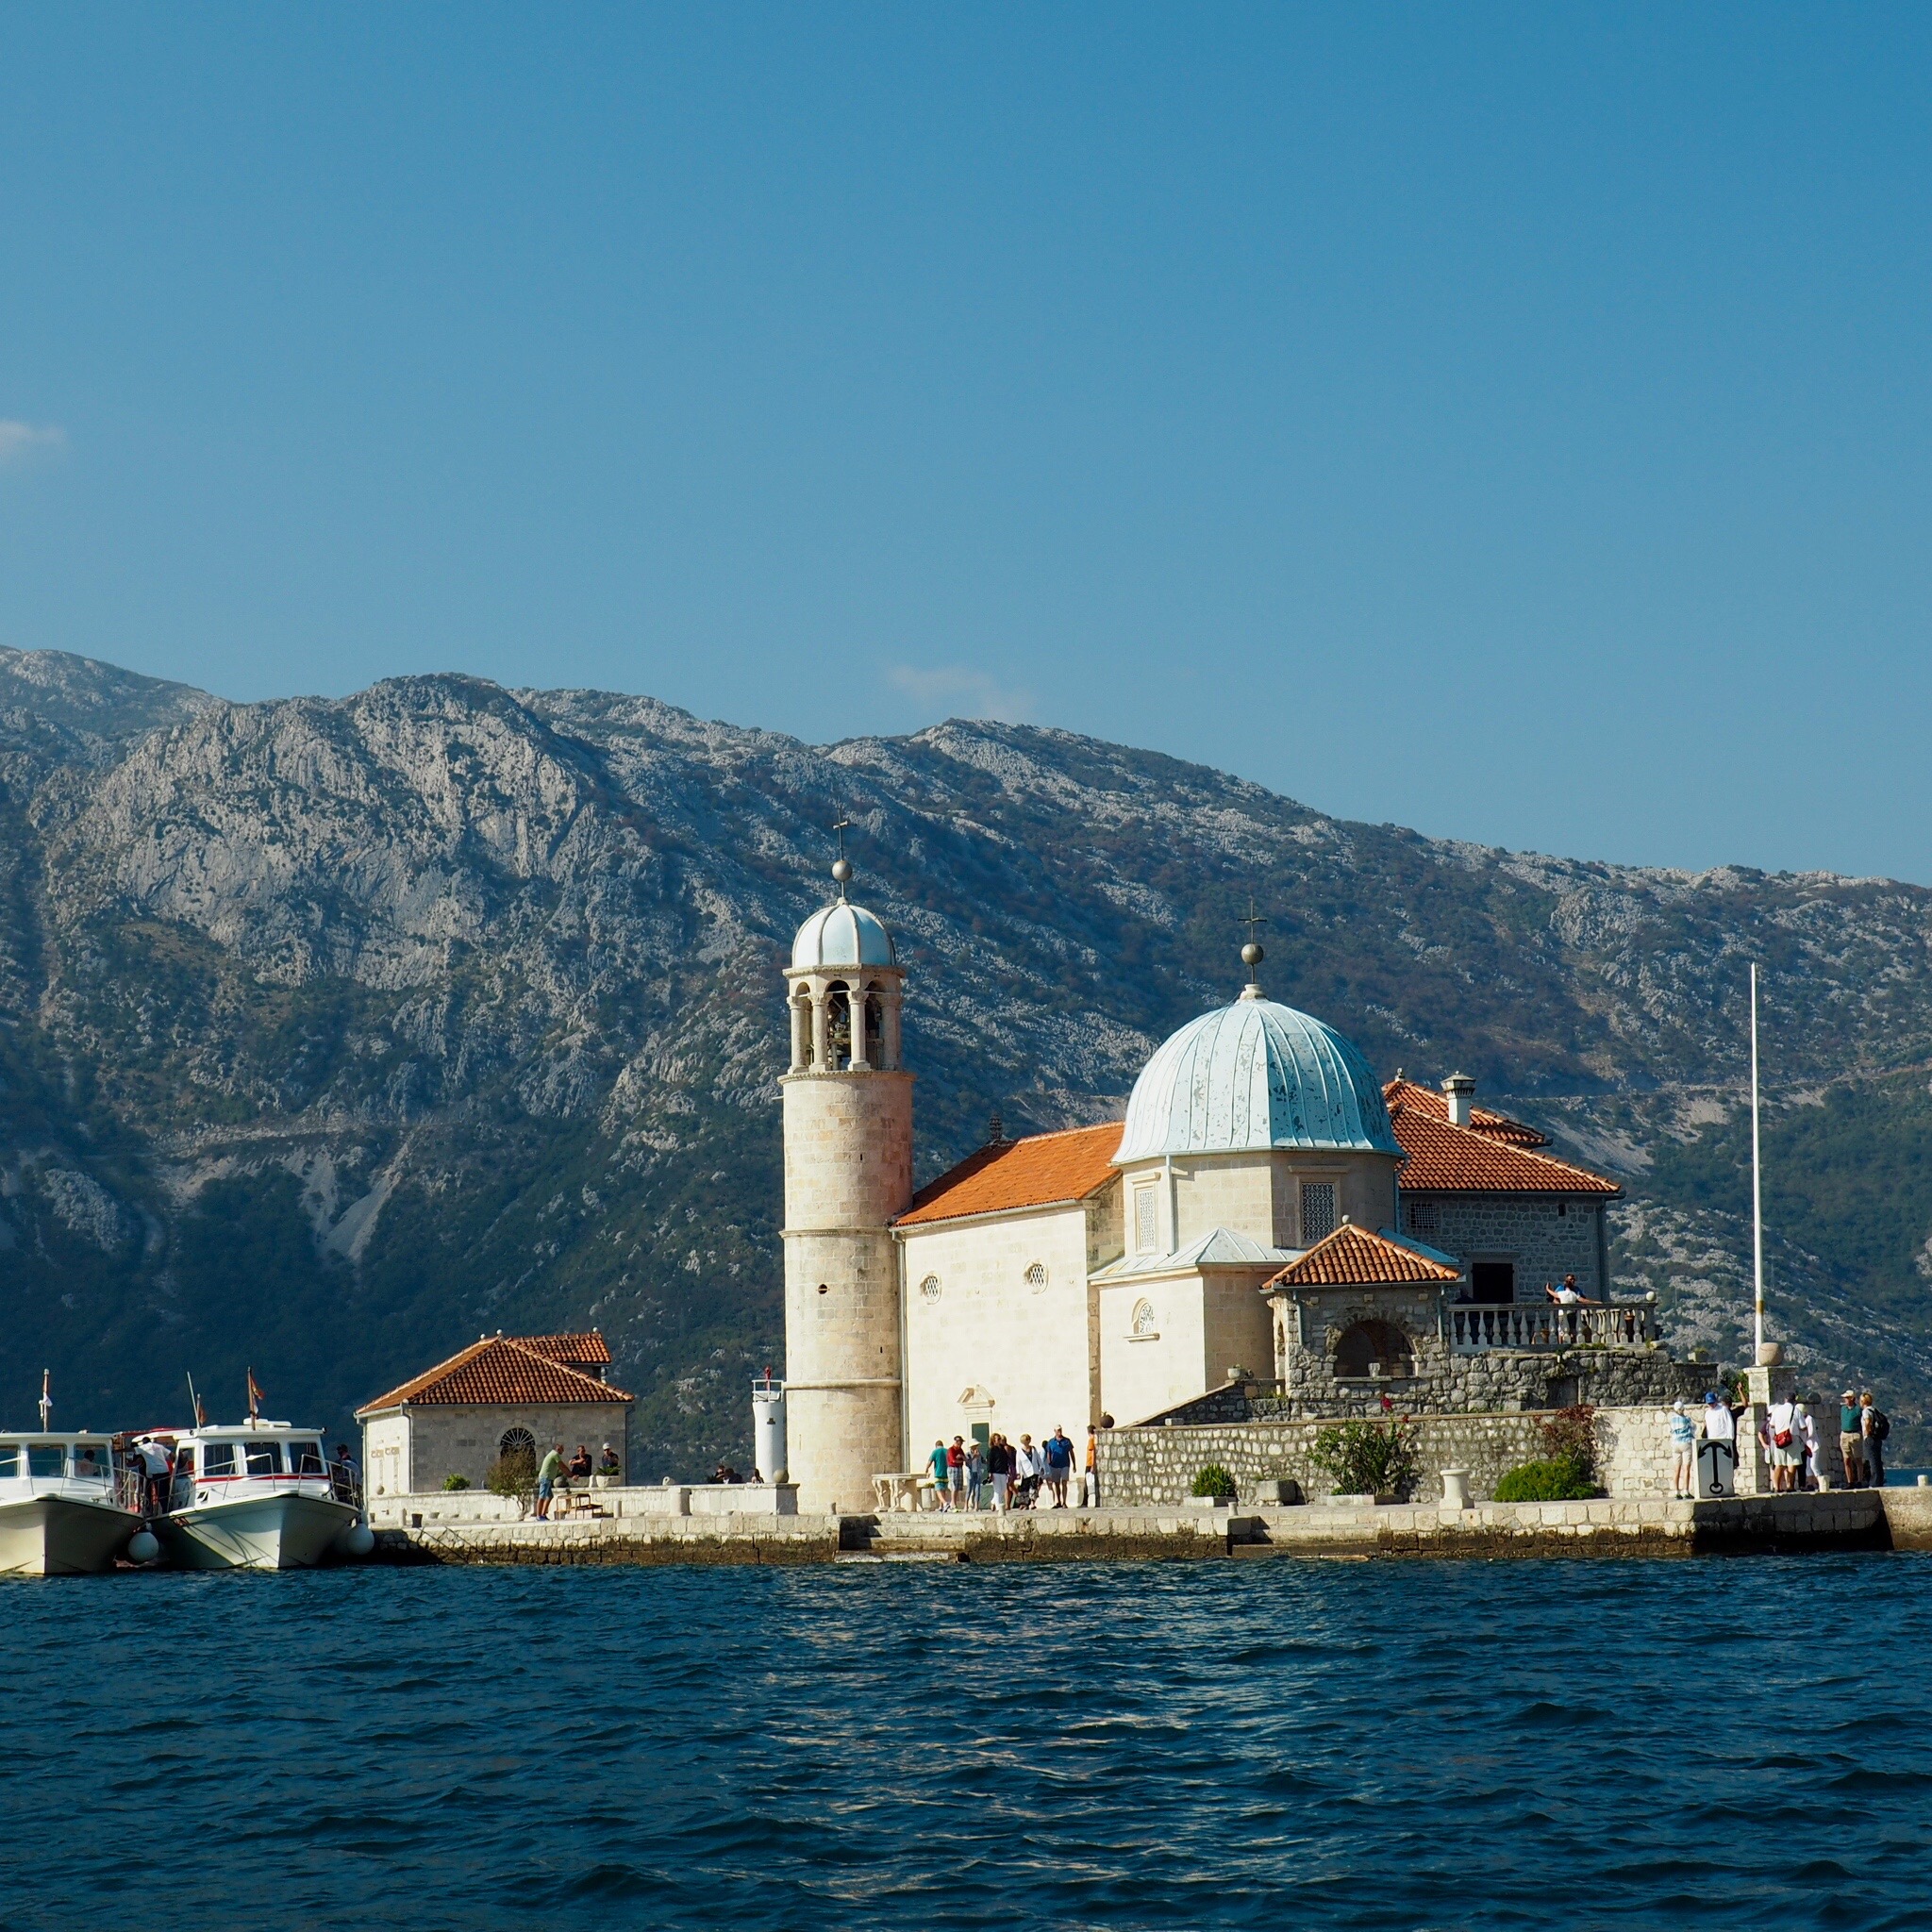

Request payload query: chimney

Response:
[1442,1072,1475,1128]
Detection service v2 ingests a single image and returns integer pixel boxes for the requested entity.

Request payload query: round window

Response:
[1024,1262,1047,1292]
[920,1274,942,1303]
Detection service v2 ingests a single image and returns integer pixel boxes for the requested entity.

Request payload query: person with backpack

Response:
[1764,1393,1801,1493]
[1863,1391,1890,1488]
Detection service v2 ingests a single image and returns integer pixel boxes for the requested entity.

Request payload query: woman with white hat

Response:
[1669,1398,1696,1499]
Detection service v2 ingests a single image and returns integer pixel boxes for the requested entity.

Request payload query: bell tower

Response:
[780,846,912,1513]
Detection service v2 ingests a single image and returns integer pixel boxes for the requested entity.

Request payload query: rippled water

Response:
[4,1555,1929,1930]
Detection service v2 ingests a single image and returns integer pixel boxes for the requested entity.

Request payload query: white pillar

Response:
[849,981,872,1072]
[810,981,829,1072]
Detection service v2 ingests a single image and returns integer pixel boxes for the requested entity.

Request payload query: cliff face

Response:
[3,646,1929,1468]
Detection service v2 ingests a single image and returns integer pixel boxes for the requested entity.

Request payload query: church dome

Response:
[1115,997,1402,1162]
[791,900,896,972]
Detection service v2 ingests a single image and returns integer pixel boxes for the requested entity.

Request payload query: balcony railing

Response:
[1449,1300,1657,1354]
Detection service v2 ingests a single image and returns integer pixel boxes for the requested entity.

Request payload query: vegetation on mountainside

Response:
[5,648,1932,1475]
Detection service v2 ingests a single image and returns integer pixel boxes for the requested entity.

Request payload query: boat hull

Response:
[158,1493,360,1572]
[0,1495,142,1577]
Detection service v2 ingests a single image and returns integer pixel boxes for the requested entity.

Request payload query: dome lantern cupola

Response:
[783,848,904,1074]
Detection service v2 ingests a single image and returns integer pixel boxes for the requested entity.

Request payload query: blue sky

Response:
[3,7,1929,881]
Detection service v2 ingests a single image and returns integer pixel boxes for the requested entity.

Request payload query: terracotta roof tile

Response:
[896,1122,1122,1227]
[1265,1223,1465,1290]
[357,1337,633,1416]
[1381,1078,1548,1146]
[521,1331,611,1366]
[1387,1100,1621,1195]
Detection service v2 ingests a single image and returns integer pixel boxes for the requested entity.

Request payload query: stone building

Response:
[357,1332,632,1498]
[774,863,1693,1505]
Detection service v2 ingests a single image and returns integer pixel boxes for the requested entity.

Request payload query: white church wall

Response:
[1099,1274,1209,1426]
[1201,1274,1276,1389]
[900,1203,1097,1465]
[1169,1157,1275,1249]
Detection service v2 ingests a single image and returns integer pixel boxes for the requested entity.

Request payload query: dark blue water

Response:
[4,1556,1929,1931]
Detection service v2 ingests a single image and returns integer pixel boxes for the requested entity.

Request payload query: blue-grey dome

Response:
[791,901,896,972]
[1115,996,1401,1162]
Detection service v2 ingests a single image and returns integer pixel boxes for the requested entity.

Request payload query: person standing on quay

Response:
[1015,1434,1040,1508]
[1669,1400,1696,1499]
[1084,1425,1099,1508]
[1840,1391,1866,1489]
[947,1436,968,1510]
[988,1433,1012,1512]
[1043,1425,1074,1507]
[535,1442,564,1520]
[926,1438,951,1510]
[965,1439,987,1510]
[1863,1391,1888,1488]
[1764,1392,1801,1493]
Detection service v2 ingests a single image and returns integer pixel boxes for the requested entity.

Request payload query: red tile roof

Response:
[1381,1078,1548,1146]
[1386,1094,1621,1196]
[357,1336,633,1416]
[521,1331,611,1367]
[896,1122,1122,1227]
[1265,1223,1465,1289]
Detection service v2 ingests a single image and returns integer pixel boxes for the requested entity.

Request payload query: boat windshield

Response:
[0,1445,17,1478]
[70,1444,112,1481]
[203,1442,238,1476]
[27,1444,65,1479]
[244,1441,282,1475]
[289,1441,325,1475]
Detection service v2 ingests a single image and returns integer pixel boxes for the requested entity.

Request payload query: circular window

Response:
[1024,1262,1047,1293]
[1131,1298,1158,1336]
[920,1274,942,1303]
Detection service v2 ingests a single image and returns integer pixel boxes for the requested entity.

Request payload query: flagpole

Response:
[1750,962,1765,1361]
[38,1369,51,1432]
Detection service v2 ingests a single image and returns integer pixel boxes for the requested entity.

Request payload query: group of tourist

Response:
[922,1424,1103,1511]
[1668,1387,1890,1498]
[532,1441,622,1518]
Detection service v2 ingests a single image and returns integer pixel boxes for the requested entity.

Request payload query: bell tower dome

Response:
[779,847,913,1513]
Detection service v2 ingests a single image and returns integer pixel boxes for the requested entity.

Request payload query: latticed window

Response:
[1024,1261,1048,1292]
[920,1274,942,1303]
[1301,1182,1337,1243]
[1406,1197,1438,1237]
[1134,1186,1158,1254]
[1131,1298,1158,1336]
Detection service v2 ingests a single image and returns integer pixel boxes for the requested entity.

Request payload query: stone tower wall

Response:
[781,1069,914,1512]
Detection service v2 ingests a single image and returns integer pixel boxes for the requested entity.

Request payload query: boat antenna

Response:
[38,1369,51,1432]
[1750,962,1766,1362]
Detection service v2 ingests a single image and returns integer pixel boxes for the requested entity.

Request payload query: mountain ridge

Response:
[3,645,1928,1464]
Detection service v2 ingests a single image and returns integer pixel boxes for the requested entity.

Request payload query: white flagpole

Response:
[1750,963,1765,1360]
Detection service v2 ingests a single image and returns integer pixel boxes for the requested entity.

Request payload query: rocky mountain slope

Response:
[3,646,1928,1470]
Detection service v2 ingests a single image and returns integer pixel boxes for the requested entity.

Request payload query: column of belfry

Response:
[779,855,913,1513]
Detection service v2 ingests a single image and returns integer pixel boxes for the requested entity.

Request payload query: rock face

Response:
[3,645,1930,1471]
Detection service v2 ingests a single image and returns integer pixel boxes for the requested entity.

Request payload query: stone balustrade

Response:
[1449,1300,1656,1354]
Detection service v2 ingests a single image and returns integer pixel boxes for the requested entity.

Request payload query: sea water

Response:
[2,1555,1927,1931]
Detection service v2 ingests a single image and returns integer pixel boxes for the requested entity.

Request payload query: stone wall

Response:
[1096,1403,1681,1507]
[1403,1193,1607,1300]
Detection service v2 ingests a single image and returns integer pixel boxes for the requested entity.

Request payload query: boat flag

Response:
[38,1368,51,1431]
[247,1368,263,1423]
[187,1372,207,1428]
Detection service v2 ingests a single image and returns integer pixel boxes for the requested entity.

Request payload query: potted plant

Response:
[1188,1464,1238,1507]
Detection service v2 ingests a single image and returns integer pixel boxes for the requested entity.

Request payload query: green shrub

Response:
[1191,1463,1237,1500]
[441,1474,472,1491]
[1541,1404,1596,1476]
[1311,1418,1421,1499]
[486,1448,536,1500]
[1494,1454,1596,1502]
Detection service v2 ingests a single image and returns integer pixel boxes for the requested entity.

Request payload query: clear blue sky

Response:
[4,7,1929,881]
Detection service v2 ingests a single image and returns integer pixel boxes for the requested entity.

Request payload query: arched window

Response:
[1024,1261,1048,1292]
[498,1427,536,1460]
[1131,1298,1158,1337]
[1333,1321,1415,1380]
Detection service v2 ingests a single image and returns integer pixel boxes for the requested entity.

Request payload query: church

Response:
[777,859,1656,1513]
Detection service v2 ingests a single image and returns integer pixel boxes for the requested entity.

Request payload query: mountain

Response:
[3,646,1929,1470]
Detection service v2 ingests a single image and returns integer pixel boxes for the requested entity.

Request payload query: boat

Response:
[153,1419,372,1571]
[0,1432,149,1576]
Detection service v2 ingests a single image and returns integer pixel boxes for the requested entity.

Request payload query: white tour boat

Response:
[155,1419,372,1571]
[0,1433,150,1576]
